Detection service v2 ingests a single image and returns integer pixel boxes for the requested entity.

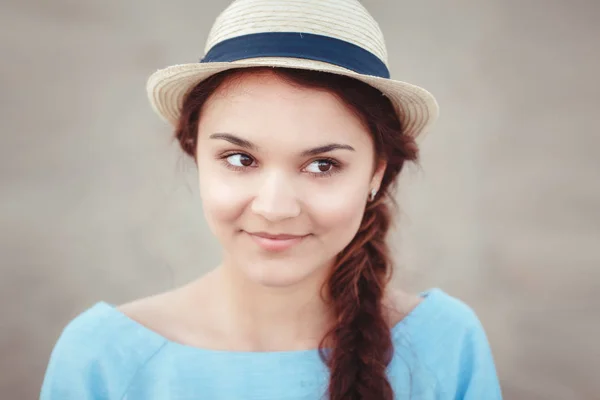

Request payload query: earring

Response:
[369,188,377,201]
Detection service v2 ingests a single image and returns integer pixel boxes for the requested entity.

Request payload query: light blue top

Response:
[40,289,502,399]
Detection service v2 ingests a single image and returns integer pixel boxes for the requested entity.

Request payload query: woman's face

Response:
[196,71,385,288]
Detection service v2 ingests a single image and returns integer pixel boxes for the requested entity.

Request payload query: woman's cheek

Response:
[201,175,258,232]
[308,179,368,216]
[305,182,368,239]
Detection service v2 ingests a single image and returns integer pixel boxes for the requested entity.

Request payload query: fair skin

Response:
[119,72,422,352]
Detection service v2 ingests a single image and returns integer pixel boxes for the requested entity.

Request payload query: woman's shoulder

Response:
[387,287,483,338]
[390,288,502,399]
[57,298,168,354]
[40,300,168,399]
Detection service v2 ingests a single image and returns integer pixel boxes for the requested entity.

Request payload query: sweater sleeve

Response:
[39,303,166,400]
[457,318,503,400]
[40,312,129,400]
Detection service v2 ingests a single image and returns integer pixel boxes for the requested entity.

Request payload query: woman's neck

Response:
[187,264,333,352]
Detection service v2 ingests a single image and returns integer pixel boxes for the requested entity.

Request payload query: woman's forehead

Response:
[198,72,373,150]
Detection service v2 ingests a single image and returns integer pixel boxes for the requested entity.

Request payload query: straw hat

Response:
[147,0,439,139]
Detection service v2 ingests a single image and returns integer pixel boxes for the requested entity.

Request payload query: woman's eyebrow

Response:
[209,133,354,156]
[209,133,258,151]
[301,144,355,157]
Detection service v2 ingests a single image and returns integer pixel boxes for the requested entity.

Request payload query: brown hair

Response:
[175,67,418,400]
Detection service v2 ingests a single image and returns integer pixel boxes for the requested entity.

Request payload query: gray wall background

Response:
[1,0,599,399]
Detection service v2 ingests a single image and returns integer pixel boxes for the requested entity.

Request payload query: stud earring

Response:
[369,188,377,201]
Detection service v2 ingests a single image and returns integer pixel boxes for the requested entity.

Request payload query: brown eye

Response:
[226,153,255,167]
[240,154,253,167]
[305,159,337,175]
[317,160,332,172]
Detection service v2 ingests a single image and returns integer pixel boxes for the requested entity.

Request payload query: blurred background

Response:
[1,0,599,399]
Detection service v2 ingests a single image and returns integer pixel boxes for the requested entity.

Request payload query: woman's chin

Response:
[238,258,327,289]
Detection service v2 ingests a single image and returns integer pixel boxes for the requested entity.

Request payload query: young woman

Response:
[41,0,502,399]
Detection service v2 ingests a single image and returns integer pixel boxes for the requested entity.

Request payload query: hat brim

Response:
[146,57,439,140]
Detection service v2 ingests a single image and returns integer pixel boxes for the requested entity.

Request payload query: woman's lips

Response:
[245,231,308,251]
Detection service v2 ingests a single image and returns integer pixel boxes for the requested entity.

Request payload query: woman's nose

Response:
[250,170,301,222]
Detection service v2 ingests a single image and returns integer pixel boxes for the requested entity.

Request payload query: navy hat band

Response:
[200,32,390,79]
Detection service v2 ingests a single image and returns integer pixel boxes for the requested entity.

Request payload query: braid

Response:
[320,195,395,400]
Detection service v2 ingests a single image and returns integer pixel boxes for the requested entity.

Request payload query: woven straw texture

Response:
[206,0,388,62]
[147,0,439,139]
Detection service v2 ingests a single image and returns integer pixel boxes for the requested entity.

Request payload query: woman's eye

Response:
[305,159,334,174]
[226,153,255,167]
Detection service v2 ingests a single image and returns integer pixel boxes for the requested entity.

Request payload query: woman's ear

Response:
[370,159,387,193]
